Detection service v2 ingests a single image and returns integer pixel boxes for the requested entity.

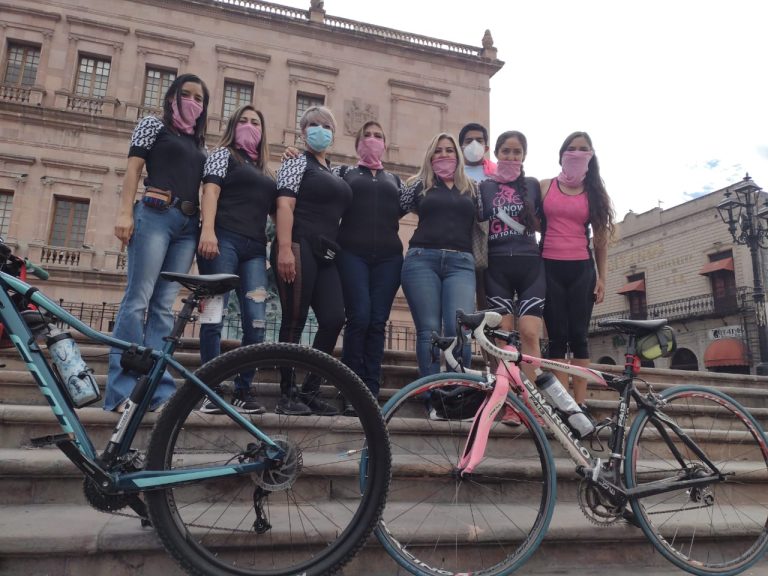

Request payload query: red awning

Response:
[699,257,735,276]
[617,279,646,294]
[704,338,749,367]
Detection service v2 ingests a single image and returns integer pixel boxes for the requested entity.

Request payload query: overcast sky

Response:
[277,0,767,220]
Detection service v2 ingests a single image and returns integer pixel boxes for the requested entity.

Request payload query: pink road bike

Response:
[373,309,768,576]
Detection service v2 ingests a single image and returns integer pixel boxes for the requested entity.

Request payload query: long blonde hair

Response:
[218,104,273,178]
[407,132,475,196]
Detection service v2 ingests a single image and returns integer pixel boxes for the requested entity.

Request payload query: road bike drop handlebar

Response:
[436,309,523,376]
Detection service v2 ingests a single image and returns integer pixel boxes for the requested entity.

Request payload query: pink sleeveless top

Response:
[541,179,590,260]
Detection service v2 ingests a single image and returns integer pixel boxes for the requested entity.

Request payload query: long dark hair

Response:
[218,104,273,178]
[162,73,209,149]
[558,131,615,242]
[495,130,535,233]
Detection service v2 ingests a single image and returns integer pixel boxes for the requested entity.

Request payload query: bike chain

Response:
[577,479,624,526]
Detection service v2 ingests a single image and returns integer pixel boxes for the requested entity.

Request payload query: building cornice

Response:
[135,29,195,49]
[287,59,339,76]
[66,15,130,36]
[0,2,61,23]
[0,153,37,166]
[215,45,271,63]
[41,158,110,174]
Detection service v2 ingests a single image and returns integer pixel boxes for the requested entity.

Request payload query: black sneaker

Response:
[298,391,339,416]
[342,399,356,417]
[275,394,312,416]
[199,397,224,415]
[231,390,266,414]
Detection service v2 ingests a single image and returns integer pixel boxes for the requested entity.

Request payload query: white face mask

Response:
[463,140,485,163]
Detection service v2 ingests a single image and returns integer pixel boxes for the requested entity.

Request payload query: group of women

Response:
[104,73,614,418]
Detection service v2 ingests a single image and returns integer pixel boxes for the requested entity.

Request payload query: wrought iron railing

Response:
[54,299,423,351]
[590,287,752,333]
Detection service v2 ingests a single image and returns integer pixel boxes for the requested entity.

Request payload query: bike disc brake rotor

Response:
[251,434,303,491]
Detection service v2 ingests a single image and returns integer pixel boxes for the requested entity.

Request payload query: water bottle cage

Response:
[120,345,155,375]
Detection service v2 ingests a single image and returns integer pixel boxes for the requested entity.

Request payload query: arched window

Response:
[597,356,616,365]
[670,348,698,371]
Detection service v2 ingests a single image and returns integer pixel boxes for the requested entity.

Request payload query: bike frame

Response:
[0,270,283,494]
[446,313,725,500]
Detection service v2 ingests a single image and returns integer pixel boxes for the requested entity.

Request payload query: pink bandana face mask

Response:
[171,96,203,135]
[357,136,385,169]
[494,160,522,183]
[558,150,593,187]
[431,157,457,180]
[235,123,262,161]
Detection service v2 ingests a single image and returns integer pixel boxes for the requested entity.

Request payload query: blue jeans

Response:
[105,202,199,411]
[337,250,403,396]
[401,248,476,376]
[197,227,267,392]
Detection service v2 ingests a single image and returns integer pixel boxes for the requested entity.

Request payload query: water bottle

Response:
[46,327,100,407]
[535,371,594,439]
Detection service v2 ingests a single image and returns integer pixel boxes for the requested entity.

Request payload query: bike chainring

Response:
[84,478,131,513]
[251,434,303,492]
[577,479,623,526]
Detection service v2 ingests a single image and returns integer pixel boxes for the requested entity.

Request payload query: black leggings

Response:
[543,258,595,359]
[272,239,345,395]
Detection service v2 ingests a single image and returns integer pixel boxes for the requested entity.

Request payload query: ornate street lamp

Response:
[716,174,768,374]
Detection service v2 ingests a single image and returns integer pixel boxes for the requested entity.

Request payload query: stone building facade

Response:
[590,181,767,374]
[0,0,502,329]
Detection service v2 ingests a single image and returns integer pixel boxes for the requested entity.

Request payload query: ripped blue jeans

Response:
[197,227,267,392]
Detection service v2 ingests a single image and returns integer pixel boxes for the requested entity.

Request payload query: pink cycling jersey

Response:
[541,179,590,260]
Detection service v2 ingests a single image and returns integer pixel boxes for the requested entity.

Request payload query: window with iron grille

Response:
[143,67,176,107]
[0,191,13,238]
[295,93,325,130]
[3,43,40,86]
[222,81,253,120]
[49,198,89,248]
[75,55,111,98]
[626,272,647,320]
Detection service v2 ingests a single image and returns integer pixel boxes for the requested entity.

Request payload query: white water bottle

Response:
[47,327,100,407]
[535,372,594,439]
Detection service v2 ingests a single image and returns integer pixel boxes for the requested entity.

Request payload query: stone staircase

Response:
[1,339,768,576]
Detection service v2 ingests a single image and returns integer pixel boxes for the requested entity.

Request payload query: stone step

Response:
[4,502,764,576]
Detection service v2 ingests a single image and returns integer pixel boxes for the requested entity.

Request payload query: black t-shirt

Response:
[128,115,206,203]
[334,165,404,257]
[202,147,276,248]
[479,177,541,257]
[400,179,480,253]
[276,152,353,242]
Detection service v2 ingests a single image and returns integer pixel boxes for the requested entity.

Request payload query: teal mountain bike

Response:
[0,241,391,576]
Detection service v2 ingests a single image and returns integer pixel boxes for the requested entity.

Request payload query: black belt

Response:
[169,197,198,216]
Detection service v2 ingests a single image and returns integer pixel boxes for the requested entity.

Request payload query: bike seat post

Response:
[163,293,202,352]
[622,333,640,377]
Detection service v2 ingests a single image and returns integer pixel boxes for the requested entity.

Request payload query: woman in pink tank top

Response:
[539,132,615,409]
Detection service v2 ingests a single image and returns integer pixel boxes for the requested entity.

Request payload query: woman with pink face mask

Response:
[195,105,276,415]
[400,133,480,378]
[106,74,209,412]
[539,131,615,409]
[332,121,407,409]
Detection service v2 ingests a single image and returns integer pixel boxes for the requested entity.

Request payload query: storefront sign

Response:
[708,326,744,340]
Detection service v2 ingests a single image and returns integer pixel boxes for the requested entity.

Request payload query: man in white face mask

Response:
[459,122,496,183]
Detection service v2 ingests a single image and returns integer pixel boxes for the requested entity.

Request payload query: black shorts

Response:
[484,254,545,318]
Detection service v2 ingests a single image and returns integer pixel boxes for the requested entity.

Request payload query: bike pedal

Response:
[30,433,71,447]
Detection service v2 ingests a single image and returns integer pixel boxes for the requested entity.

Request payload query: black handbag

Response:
[312,235,340,262]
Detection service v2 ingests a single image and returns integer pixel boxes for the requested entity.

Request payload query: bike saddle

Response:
[160,272,240,297]
[597,318,668,335]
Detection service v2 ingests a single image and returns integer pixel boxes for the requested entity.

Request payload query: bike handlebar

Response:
[25,258,49,281]
[437,309,522,376]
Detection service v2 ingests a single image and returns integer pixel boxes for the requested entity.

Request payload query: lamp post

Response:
[716,173,768,375]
